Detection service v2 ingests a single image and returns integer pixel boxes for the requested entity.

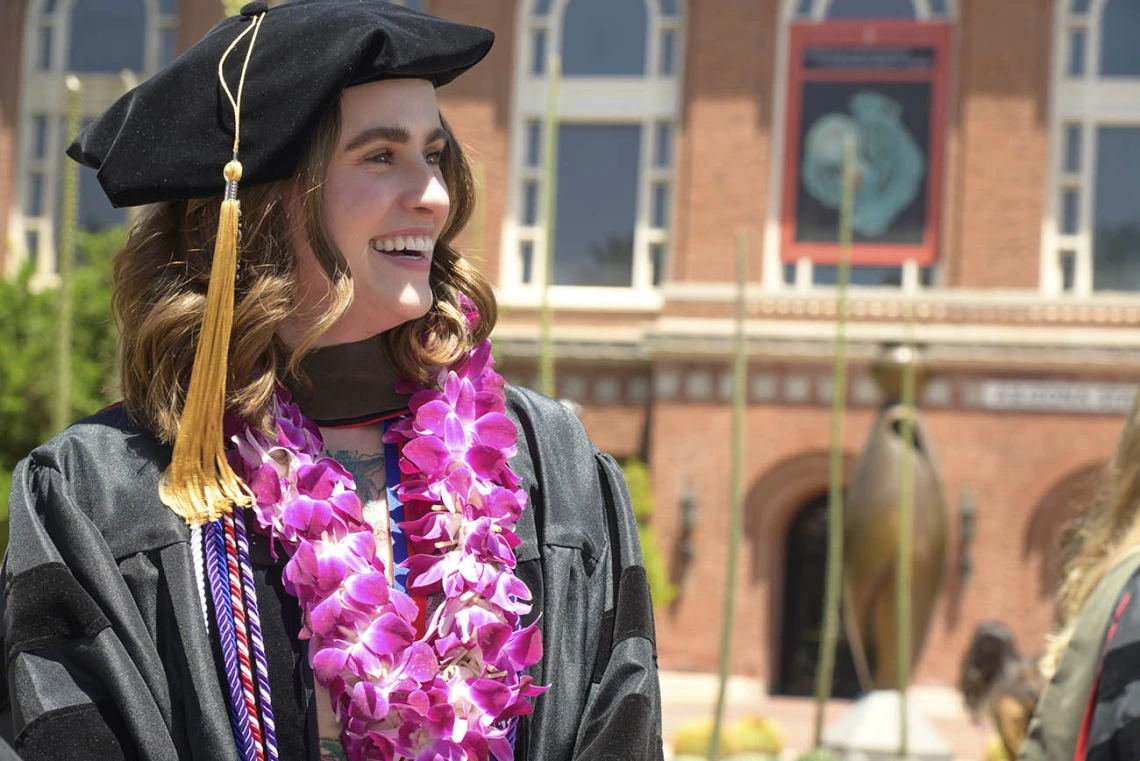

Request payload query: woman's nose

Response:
[403,165,450,219]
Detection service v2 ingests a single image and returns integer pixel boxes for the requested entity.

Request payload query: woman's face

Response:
[289,78,451,347]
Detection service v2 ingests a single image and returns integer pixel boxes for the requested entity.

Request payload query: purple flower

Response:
[230,337,543,761]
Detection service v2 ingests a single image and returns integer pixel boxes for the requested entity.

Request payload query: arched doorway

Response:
[773,492,862,698]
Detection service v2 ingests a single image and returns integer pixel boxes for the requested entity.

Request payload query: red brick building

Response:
[4,0,1140,699]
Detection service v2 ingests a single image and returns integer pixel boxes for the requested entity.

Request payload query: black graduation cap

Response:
[66,0,494,208]
[77,0,495,527]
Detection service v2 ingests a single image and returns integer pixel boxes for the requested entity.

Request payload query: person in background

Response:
[1021,395,1140,761]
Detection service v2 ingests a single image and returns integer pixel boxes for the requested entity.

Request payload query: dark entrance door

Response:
[774,492,862,698]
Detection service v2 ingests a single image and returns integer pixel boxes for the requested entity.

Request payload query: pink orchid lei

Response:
[228,336,545,761]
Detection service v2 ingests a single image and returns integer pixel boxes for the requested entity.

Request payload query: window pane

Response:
[42,0,57,13]
[813,265,904,286]
[660,29,676,76]
[563,0,647,76]
[26,173,44,217]
[1064,124,1082,173]
[523,181,539,226]
[928,0,948,16]
[655,122,673,168]
[784,262,798,284]
[1071,0,1090,12]
[520,241,534,285]
[650,243,666,286]
[795,0,815,17]
[652,183,670,228]
[1060,251,1076,292]
[25,231,40,269]
[534,0,553,15]
[531,29,547,75]
[796,84,931,245]
[1069,29,1086,76]
[526,121,542,167]
[1093,128,1140,291]
[32,115,48,159]
[39,26,53,71]
[827,0,916,19]
[553,124,641,286]
[661,0,678,15]
[1100,0,1140,76]
[1061,189,1079,235]
[69,0,145,72]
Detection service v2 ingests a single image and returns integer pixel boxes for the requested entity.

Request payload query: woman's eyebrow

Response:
[344,124,448,152]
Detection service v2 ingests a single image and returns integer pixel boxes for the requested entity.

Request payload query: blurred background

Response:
[1,0,1138,758]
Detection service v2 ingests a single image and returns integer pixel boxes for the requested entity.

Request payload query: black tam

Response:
[65,0,494,208]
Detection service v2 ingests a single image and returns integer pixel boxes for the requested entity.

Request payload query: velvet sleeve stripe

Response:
[571,691,663,761]
[14,701,138,761]
[4,563,111,664]
[590,568,655,685]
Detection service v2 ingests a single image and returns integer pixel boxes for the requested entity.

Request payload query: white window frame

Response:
[10,0,175,284]
[499,0,684,311]
[1040,0,1140,297]
[761,0,956,295]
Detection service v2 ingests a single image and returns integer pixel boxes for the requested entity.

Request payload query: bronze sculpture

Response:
[843,342,948,689]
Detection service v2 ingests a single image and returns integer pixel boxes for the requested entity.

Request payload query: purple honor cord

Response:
[205,518,258,761]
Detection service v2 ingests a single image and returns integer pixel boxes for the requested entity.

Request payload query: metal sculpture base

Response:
[823,691,951,761]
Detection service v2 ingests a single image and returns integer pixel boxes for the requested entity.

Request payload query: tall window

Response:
[503,0,682,306]
[766,0,954,291]
[14,0,177,281]
[1044,0,1140,295]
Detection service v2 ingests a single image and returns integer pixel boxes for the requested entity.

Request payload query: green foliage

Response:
[0,227,124,556]
[672,715,784,759]
[620,457,677,607]
[795,748,841,761]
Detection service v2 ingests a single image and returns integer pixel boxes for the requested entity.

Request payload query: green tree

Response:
[621,457,677,607]
[0,226,124,554]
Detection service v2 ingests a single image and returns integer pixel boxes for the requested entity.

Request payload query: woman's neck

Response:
[283,332,411,427]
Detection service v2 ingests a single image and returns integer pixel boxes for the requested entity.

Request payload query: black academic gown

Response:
[0,386,663,761]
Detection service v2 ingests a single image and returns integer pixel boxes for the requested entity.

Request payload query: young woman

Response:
[1021,397,1140,761]
[1,3,662,760]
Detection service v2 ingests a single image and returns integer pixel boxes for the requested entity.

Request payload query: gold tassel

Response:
[159,160,252,526]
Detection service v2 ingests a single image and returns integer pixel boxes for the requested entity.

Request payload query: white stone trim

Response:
[766,0,956,294]
[1042,0,1140,296]
[10,0,174,282]
[500,0,683,305]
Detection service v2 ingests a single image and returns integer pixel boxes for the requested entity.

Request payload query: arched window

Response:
[1043,0,1140,295]
[765,0,955,292]
[503,0,683,306]
[13,0,177,283]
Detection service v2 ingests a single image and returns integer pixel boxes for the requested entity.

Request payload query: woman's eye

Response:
[425,149,445,166]
[366,149,394,164]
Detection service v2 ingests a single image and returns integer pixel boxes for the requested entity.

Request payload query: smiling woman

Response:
[1,3,662,761]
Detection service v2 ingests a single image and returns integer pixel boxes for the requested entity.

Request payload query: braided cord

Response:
[233,508,280,761]
[191,525,210,637]
[206,519,257,761]
[223,511,267,761]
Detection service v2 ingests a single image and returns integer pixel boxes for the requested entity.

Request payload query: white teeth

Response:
[371,235,435,254]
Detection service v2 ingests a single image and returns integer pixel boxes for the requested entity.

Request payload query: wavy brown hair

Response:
[112,101,496,444]
[1041,394,1140,677]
